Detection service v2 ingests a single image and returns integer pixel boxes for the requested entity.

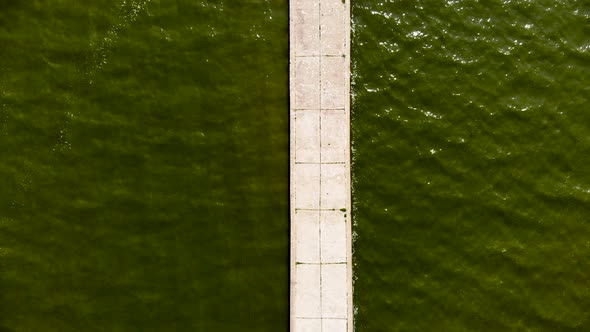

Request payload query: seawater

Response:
[352,0,590,331]
[0,1,288,331]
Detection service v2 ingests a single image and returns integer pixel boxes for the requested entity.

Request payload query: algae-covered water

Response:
[2,0,590,331]
[352,0,590,331]
[0,1,288,331]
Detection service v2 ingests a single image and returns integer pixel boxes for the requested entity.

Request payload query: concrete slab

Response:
[320,210,347,263]
[321,18,347,56]
[294,4,320,56]
[290,0,351,330]
[294,57,320,110]
[323,319,348,331]
[293,163,320,209]
[320,163,348,210]
[321,110,348,163]
[295,110,321,163]
[321,0,346,16]
[294,264,321,318]
[294,210,321,263]
[321,264,348,318]
[321,56,347,109]
[295,319,322,332]
[320,0,347,56]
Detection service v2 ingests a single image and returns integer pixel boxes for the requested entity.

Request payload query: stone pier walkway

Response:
[289,0,352,331]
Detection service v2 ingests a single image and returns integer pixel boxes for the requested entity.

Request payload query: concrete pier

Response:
[290,0,352,331]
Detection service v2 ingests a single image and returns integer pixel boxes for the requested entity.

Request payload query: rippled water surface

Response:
[352,1,590,331]
[0,1,288,330]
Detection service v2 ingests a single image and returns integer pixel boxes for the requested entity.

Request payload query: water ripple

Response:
[353,0,590,330]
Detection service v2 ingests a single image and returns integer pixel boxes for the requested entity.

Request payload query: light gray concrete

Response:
[290,0,352,331]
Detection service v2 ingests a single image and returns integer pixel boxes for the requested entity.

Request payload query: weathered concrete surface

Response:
[290,0,352,331]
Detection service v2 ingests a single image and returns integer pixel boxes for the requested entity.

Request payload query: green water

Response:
[3,1,589,331]
[352,0,590,331]
[0,1,288,331]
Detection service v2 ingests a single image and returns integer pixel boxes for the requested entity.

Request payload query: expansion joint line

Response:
[318,1,323,331]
